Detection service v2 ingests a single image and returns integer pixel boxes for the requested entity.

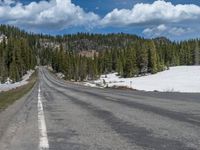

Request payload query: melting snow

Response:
[86,66,200,93]
[0,70,34,92]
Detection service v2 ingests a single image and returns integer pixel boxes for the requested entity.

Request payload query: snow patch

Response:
[0,70,34,92]
[86,66,200,93]
[56,72,65,79]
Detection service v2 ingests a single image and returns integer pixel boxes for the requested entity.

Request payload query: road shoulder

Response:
[0,80,38,140]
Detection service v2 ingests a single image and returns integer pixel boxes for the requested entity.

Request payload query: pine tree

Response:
[116,57,123,76]
[137,42,148,74]
[123,47,138,77]
[148,40,158,74]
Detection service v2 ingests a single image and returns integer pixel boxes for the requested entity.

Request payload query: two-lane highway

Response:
[1,67,200,150]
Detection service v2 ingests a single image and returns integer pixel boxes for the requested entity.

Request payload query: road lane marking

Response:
[38,85,49,150]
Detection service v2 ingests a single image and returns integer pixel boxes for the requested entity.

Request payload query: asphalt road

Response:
[0,67,200,150]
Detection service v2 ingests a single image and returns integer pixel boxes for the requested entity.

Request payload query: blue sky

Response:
[0,0,200,40]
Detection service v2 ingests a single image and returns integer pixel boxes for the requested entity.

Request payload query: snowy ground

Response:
[0,70,34,92]
[85,66,200,93]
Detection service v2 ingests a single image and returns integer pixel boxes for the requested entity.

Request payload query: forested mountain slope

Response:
[0,25,37,83]
[0,25,199,82]
[40,33,200,81]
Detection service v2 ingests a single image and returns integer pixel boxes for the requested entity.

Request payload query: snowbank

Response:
[56,72,65,79]
[0,70,34,92]
[86,66,200,93]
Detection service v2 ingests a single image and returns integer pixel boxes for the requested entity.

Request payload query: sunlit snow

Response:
[86,66,200,93]
[0,70,34,92]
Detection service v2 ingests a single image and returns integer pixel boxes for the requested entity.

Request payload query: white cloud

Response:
[101,0,200,26]
[0,0,16,5]
[157,24,167,31]
[169,27,192,36]
[0,0,199,37]
[143,24,167,36]
[143,24,192,37]
[0,0,99,30]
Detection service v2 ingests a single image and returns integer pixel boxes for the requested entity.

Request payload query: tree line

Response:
[0,25,199,82]
[0,25,37,83]
[40,33,200,81]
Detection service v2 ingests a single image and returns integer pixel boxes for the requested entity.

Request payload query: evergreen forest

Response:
[0,25,199,82]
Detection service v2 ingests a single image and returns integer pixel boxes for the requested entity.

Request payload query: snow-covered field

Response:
[0,70,34,92]
[85,66,200,93]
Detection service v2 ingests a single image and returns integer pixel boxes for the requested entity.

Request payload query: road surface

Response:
[0,67,200,150]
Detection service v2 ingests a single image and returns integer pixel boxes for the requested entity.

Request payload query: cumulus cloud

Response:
[101,0,200,26]
[0,0,100,30]
[0,0,199,37]
[0,0,16,5]
[143,24,192,37]
[169,27,192,36]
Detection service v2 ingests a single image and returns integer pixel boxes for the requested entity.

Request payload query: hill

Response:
[0,24,199,82]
